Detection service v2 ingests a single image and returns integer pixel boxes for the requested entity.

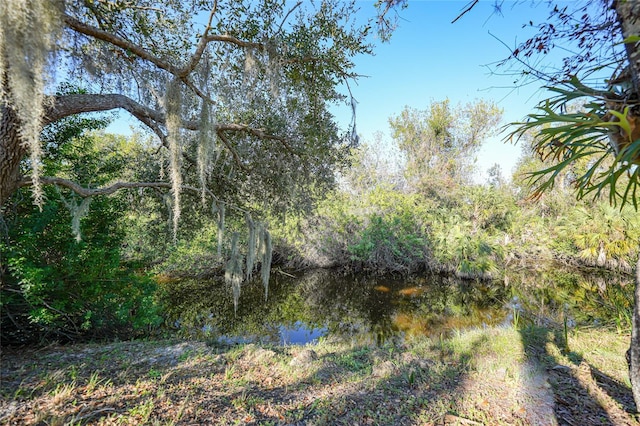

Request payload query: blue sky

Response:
[106,0,568,182]
[344,0,568,182]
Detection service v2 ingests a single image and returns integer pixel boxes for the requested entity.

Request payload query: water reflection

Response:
[159,270,509,345]
[158,266,633,345]
[506,266,633,330]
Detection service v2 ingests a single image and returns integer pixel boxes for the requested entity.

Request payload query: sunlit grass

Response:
[1,327,633,425]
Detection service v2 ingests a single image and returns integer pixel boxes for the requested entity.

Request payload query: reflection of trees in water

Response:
[506,267,633,328]
[159,275,300,342]
[296,270,398,344]
[158,268,630,344]
[390,276,507,338]
[258,271,507,343]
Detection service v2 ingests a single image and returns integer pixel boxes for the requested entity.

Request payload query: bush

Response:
[1,120,162,345]
[1,187,162,345]
[348,214,427,273]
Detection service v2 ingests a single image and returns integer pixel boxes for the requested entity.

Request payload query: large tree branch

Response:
[64,12,264,82]
[18,177,208,199]
[44,93,199,129]
[19,177,174,197]
[43,93,298,167]
[17,176,257,215]
[63,13,183,76]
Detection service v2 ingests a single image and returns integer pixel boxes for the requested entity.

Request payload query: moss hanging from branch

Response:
[243,47,259,101]
[257,224,273,299]
[0,0,62,208]
[197,101,215,205]
[245,213,257,280]
[58,190,92,242]
[214,201,225,259]
[159,147,166,180]
[165,77,183,241]
[225,232,244,314]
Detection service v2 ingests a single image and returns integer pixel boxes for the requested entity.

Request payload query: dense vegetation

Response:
[3,0,640,417]
[2,98,638,345]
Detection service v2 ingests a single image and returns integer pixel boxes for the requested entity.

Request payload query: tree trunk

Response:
[614,0,640,411]
[0,104,27,207]
[615,0,640,96]
[630,253,640,411]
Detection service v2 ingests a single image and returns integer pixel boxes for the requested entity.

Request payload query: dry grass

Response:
[0,327,636,425]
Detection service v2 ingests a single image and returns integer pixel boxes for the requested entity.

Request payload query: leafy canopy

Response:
[1,0,376,228]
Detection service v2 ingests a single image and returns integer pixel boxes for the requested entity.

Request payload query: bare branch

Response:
[275,1,303,37]
[452,0,479,24]
[19,177,209,199]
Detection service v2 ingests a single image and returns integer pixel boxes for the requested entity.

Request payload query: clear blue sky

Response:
[343,0,570,182]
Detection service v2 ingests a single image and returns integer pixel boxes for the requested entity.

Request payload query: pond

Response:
[158,265,634,345]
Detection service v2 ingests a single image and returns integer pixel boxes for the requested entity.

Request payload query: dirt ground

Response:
[0,326,637,425]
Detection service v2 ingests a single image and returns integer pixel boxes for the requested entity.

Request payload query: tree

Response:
[0,0,373,233]
[388,99,502,195]
[1,117,161,344]
[340,132,406,196]
[500,0,640,408]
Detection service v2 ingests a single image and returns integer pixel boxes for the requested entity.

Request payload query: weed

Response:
[50,382,76,405]
[177,349,193,363]
[128,399,155,422]
[148,368,162,379]
[84,371,110,394]
[68,364,79,381]
[336,347,372,372]
[224,365,236,381]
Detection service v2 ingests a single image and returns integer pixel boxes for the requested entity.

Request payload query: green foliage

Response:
[325,186,429,273]
[507,76,640,208]
[430,215,503,277]
[348,214,426,274]
[555,204,640,269]
[1,122,161,344]
[390,99,502,192]
[2,188,161,344]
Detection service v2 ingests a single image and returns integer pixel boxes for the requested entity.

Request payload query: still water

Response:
[159,266,633,345]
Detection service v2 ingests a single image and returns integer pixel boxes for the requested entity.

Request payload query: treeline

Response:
[273,100,640,277]
[2,100,638,344]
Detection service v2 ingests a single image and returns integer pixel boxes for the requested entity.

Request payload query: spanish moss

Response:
[225,232,244,314]
[216,201,226,259]
[59,193,92,243]
[0,0,62,208]
[258,224,273,300]
[165,77,183,241]
[245,213,257,281]
[197,101,215,205]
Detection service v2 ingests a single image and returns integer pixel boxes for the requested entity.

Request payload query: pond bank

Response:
[1,325,636,425]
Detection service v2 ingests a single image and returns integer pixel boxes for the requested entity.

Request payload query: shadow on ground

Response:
[519,326,637,426]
